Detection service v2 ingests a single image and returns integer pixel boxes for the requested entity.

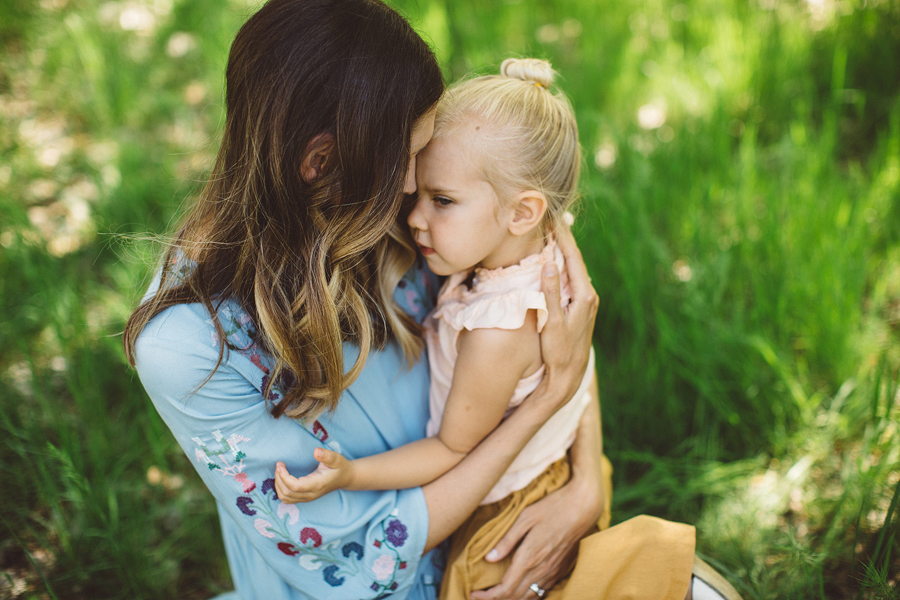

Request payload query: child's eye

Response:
[434,196,452,207]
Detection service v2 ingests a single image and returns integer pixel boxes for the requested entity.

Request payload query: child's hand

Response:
[273,448,353,504]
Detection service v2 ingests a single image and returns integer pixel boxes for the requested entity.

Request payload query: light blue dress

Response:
[134,263,444,600]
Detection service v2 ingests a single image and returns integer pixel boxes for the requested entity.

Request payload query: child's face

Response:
[407,127,516,276]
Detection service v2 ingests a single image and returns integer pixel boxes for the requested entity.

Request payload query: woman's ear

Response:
[300,133,336,183]
[508,190,548,237]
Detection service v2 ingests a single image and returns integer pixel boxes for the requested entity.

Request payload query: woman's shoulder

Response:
[134,293,277,402]
[395,257,442,323]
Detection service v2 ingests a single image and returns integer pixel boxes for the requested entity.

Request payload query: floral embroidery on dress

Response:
[394,259,440,324]
[366,512,411,596]
[194,430,415,594]
[214,302,332,446]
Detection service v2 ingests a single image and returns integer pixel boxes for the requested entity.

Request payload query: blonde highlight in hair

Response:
[434,58,580,234]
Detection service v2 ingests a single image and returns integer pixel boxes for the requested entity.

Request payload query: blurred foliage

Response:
[1,0,899,597]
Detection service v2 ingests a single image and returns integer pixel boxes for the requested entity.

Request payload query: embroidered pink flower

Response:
[372,554,396,581]
[250,352,268,373]
[405,289,421,316]
[277,502,300,525]
[300,527,322,548]
[254,519,274,538]
[234,472,256,493]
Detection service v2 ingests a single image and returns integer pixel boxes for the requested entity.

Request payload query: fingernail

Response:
[542,263,558,277]
[485,549,498,561]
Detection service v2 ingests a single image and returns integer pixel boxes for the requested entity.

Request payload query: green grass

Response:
[1,0,899,597]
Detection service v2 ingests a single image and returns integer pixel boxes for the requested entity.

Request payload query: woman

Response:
[125,1,740,599]
[125,0,603,597]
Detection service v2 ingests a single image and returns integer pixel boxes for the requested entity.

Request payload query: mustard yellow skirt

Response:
[440,457,696,600]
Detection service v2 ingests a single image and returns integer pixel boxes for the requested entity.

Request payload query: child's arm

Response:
[275,312,542,503]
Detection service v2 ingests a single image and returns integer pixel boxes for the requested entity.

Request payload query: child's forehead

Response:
[430,121,503,164]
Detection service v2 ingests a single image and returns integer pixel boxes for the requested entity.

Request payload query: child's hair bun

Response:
[500,58,555,89]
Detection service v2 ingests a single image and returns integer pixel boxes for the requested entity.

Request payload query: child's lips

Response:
[417,243,435,256]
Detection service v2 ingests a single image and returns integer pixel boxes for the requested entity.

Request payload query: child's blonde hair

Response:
[434,57,580,234]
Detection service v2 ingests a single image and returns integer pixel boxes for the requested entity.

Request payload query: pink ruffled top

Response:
[424,240,595,504]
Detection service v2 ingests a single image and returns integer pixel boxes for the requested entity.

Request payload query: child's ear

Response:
[508,190,548,237]
[300,133,336,183]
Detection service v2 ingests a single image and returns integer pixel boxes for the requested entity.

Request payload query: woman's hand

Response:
[469,474,602,600]
[472,386,606,600]
[274,448,352,503]
[531,224,599,417]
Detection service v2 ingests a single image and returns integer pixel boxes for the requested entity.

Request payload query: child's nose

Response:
[406,197,427,231]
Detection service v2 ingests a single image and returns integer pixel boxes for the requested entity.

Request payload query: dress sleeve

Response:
[134,304,430,599]
[437,289,550,333]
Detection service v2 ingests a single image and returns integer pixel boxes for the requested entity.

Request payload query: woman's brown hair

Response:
[123,0,444,420]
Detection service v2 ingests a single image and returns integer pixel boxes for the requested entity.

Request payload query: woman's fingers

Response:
[541,261,563,325]
[470,538,560,600]
[483,510,534,563]
[555,222,597,309]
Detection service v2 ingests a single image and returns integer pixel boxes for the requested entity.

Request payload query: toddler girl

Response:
[277,57,599,598]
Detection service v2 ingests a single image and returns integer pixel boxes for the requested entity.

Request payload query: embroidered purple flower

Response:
[372,554,396,581]
[300,527,323,548]
[342,542,364,560]
[262,478,276,496]
[234,472,256,493]
[236,496,256,516]
[385,519,408,547]
[277,542,299,556]
[323,565,345,587]
[261,374,281,401]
